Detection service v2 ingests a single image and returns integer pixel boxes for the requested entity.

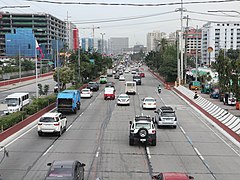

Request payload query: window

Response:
[28,44,31,49]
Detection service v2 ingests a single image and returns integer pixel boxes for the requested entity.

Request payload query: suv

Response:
[87,81,99,91]
[154,106,177,129]
[38,112,67,136]
[129,115,156,146]
[133,75,141,85]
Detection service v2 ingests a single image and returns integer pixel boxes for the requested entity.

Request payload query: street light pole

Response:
[19,46,21,80]
[100,33,105,56]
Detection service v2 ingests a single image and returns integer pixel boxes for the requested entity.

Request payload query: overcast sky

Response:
[2,0,240,46]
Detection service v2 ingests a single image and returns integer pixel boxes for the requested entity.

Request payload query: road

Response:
[0,76,56,115]
[0,68,239,180]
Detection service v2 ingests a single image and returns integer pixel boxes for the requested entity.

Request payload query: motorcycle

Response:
[157,86,161,93]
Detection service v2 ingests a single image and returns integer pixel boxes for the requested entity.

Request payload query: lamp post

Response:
[100,33,105,56]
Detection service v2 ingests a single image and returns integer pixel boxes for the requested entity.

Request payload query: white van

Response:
[125,81,136,95]
[4,93,29,114]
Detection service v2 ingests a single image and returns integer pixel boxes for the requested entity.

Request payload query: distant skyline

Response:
[2,0,240,46]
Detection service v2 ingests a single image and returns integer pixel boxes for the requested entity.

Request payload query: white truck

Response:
[125,81,136,95]
[107,69,113,77]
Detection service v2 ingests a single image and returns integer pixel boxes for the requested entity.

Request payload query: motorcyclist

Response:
[194,91,198,99]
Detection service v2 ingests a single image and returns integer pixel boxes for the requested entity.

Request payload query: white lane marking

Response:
[191,110,240,156]
[89,103,92,106]
[186,136,193,145]
[194,147,204,161]
[2,124,37,149]
[80,112,83,116]
[180,126,186,134]
[96,151,99,157]
[146,147,151,159]
[141,112,143,116]
[66,124,72,132]
[43,145,54,156]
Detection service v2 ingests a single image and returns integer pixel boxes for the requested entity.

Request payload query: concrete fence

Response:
[175,85,240,141]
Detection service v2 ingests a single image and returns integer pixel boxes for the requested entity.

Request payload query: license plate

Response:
[140,139,146,142]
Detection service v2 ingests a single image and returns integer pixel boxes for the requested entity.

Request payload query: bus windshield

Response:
[5,98,19,106]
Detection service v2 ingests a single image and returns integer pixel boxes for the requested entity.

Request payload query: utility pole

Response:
[177,32,180,86]
[195,25,199,82]
[180,0,184,84]
[184,15,189,84]
[78,47,81,83]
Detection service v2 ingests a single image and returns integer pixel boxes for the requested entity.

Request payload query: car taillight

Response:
[143,103,146,105]
[152,130,156,134]
[54,123,60,126]
[153,103,156,105]
[38,123,42,126]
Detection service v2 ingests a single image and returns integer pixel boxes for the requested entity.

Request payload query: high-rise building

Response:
[108,37,129,55]
[184,28,202,59]
[66,22,78,51]
[0,12,67,59]
[201,22,240,65]
[146,31,166,52]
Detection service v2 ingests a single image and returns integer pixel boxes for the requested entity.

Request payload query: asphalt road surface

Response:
[0,68,239,180]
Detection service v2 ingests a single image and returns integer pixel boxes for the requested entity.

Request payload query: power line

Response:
[187,10,240,17]
[25,0,240,6]
[73,11,176,24]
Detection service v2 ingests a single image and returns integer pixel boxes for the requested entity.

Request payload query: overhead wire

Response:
[25,0,240,6]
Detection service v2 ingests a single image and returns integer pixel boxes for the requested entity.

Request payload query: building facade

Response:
[146,31,166,52]
[184,28,202,60]
[0,12,67,59]
[108,37,129,55]
[201,22,240,65]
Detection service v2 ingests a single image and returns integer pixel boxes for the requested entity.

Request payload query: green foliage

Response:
[0,111,26,131]
[44,85,49,95]
[145,39,177,82]
[38,83,44,96]
[53,66,74,86]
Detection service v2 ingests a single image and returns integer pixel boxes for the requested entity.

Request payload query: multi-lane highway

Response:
[0,67,239,180]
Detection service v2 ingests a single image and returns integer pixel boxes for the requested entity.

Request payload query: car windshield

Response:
[40,117,56,122]
[5,98,19,106]
[162,112,175,117]
[48,168,72,177]
[82,89,89,93]
[135,123,151,129]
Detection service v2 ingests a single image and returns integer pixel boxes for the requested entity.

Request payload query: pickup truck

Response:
[57,90,81,114]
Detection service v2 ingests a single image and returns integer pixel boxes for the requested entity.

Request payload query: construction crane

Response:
[79,25,100,41]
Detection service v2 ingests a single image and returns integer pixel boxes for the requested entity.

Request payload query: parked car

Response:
[142,97,157,109]
[223,92,236,105]
[38,112,67,136]
[45,160,85,180]
[119,75,125,81]
[152,172,194,180]
[87,82,99,91]
[210,88,219,99]
[80,88,93,98]
[129,115,156,146]
[117,94,130,106]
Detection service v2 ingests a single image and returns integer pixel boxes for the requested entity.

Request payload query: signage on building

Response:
[207,47,213,53]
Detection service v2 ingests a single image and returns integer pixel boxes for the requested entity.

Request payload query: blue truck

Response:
[57,90,81,114]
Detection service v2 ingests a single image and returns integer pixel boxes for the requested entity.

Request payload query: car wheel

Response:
[77,103,80,110]
[58,127,62,137]
[64,122,67,131]
[129,138,134,146]
[173,125,177,129]
[138,128,148,139]
[152,140,156,146]
[38,131,43,136]
[157,125,161,129]
[74,108,77,114]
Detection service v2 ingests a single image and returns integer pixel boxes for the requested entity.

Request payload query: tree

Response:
[53,66,74,87]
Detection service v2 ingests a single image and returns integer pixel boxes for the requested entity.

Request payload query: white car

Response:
[117,94,130,105]
[124,69,129,73]
[119,75,125,81]
[142,97,157,109]
[38,113,67,136]
[81,88,93,98]
[131,70,136,74]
